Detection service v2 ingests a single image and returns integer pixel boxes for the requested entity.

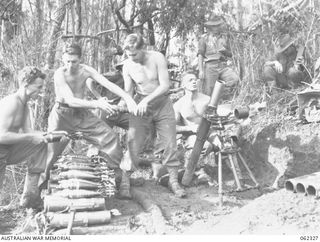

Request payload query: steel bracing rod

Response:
[228,154,242,191]
[218,152,223,207]
[237,152,259,187]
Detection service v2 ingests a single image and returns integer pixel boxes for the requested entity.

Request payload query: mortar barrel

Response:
[306,185,320,197]
[48,210,111,228]
[297,175,320,195]
[44,196,106,212]
[208,80,225,108]
[304,174,320,196]
[306,185,317,196]
[182,116,210,186]
[296,182,306,194]
[284,172,320,192]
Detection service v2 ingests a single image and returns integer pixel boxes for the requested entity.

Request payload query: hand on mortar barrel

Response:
[190,124,198,133]
[43,130,68,143]
[30,132,49,144]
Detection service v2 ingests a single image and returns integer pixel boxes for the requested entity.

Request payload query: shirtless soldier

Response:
[174,72,244,185]
[0,66,47,208]
[122,33,186,198]
[174,72,214,154]
[41,43,137,198]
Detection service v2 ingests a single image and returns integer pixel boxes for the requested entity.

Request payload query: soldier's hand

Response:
[266,80,276,95]
[190,124,198,133]
[137,98,149,116]
[105,110,119,119]
[124,97,138,115]
[96,98,116,115]
[273,61,283,73]
[296,56,304,65]
[294,56,304,70]
[118,99,126,109]
[30,133,48,145]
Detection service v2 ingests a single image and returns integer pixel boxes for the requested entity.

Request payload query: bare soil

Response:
[1,166,320,235]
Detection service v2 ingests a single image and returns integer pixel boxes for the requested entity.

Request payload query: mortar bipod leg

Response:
[228,154,242,191]
[233,153,243,180]
[218,152,223,207]
[237,152,259,187]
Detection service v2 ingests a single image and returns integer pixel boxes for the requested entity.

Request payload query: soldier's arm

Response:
[86,65,137,113]
[85,65,135,102]
[122,62,135,97]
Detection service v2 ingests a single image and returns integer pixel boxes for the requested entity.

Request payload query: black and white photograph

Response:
[0,0,319,239]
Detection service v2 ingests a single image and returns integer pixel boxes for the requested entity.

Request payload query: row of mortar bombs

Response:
[285,171,320,197]
[43,155,117,233]
[48,154,116,197]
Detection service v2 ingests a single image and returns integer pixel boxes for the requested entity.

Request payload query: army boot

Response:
[20,172,43,209]
[167,166,186,198]
[118,170,132,199]
[151,162,165,181]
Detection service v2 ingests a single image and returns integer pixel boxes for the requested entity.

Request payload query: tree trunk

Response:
[75,0,82,40]
[235,0,245,81]
[35,0,43,64]
[0,19,5,52]
[147,19,155,47]
[46,0,68,69]
[0,0,22,48]
[158,31,170,55]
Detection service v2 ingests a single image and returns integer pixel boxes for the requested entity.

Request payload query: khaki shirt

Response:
[198,33,229,62]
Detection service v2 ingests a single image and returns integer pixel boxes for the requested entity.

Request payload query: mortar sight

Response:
[234,106,250,119]
[234,102,266,120]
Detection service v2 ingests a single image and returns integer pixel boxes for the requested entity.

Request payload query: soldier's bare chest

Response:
[64,72,87,90]
[129,63,157,84]
[181,100,204,119]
